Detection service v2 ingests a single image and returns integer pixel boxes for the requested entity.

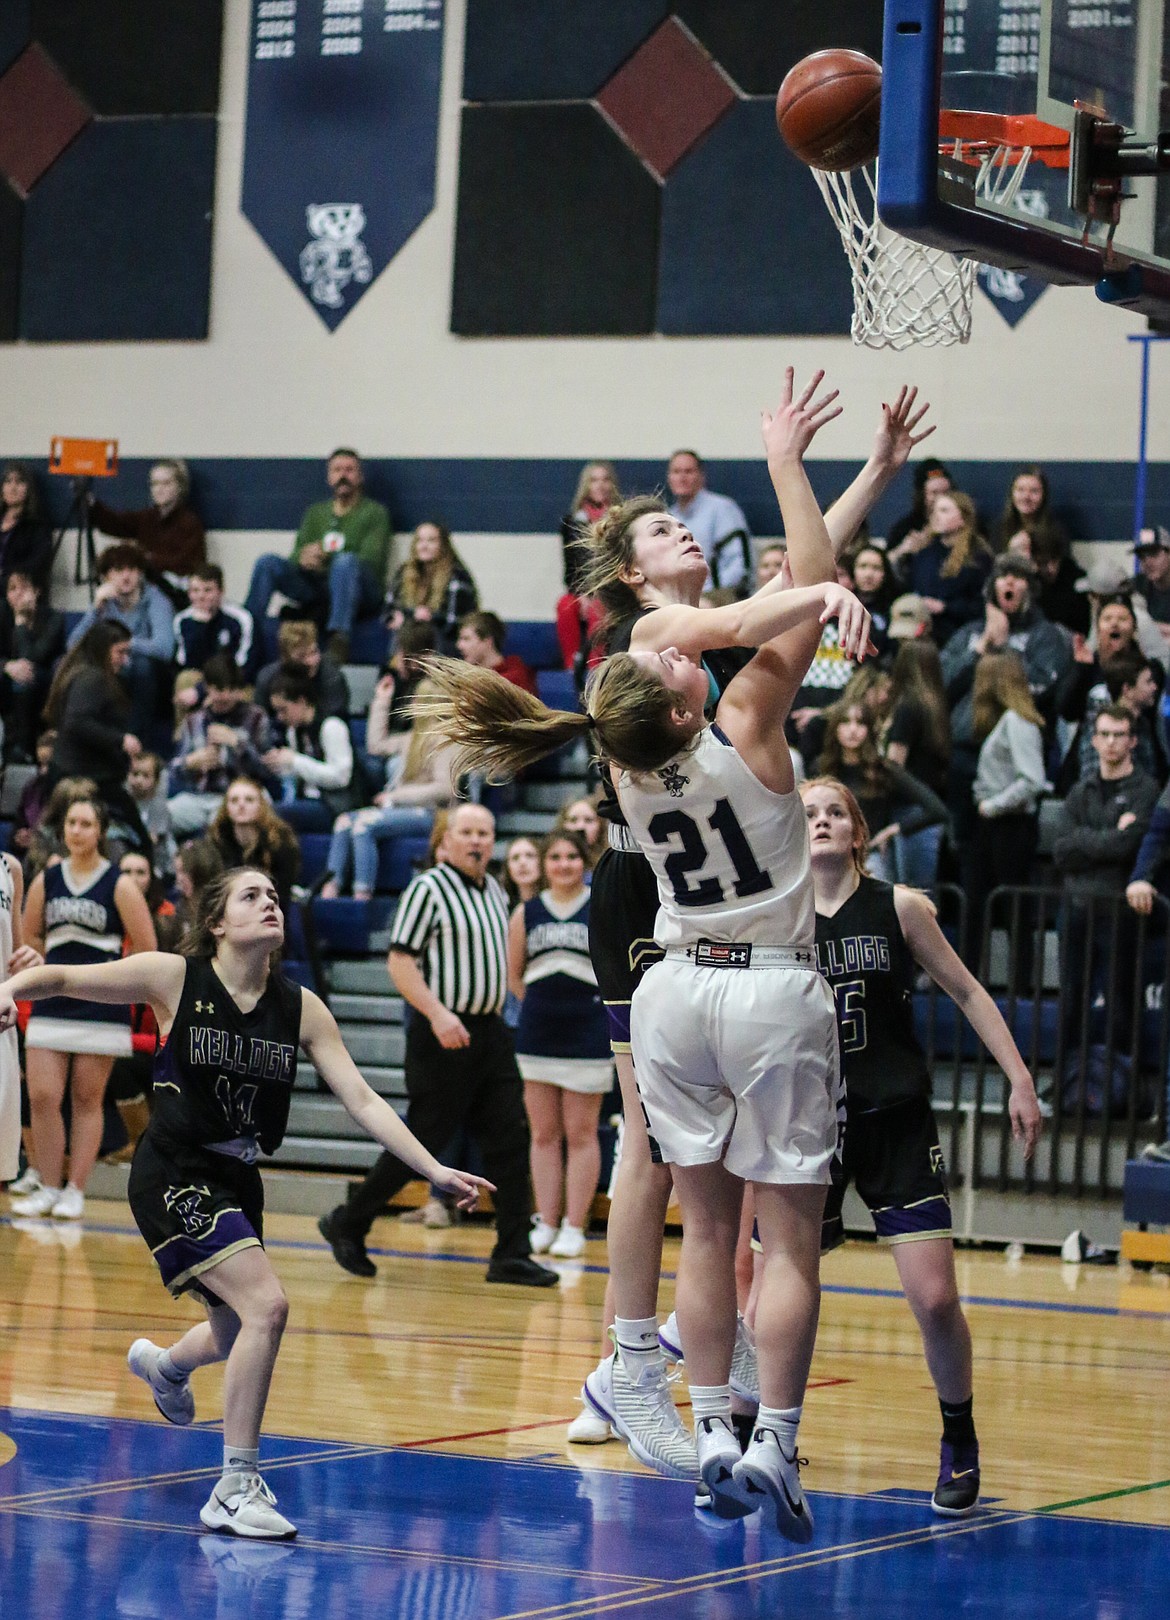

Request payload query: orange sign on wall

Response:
[49,437,119,478]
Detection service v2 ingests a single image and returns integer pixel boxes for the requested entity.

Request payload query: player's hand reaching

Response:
[820,583,875,661]
[432,1165,496,1212]
[761,367,842,465]
[872,385,935,473]
[0,988,17,1034]
[8,946,42,974]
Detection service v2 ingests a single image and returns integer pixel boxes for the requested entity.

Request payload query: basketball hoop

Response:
[814,111,1067,349]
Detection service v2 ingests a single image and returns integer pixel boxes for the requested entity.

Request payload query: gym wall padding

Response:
[453,0,884,336]
[462,0,672,101]
[451,103,660,336]
[20,119,218,343]
[657,101,853,336]
[0,0,221,342]
[29,0,224,116]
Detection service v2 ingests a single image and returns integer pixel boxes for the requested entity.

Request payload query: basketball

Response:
[775,49,882,172]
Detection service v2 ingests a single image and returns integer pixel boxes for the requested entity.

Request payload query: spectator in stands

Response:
[21,775,98,883]
[1059,597,1162,745]
[366,623,438,769]
[666,448,752,594]
[1073,560,1164,660]
[885,456,954,551]
[1133,526,1170,644]
[456,611,537,694]
[882,639,952,888]
[89,458,206,605]
[886,593,934,644]
[167,653,274,836]
[0,463,52,588]
[0,570,65,762]
[44,623,152,856]
[966,651,1047,969]
[843,542,896,658]
[123,752,175,876]
[383,522,478,654]
[204,777,300,916]
[889,491,993,647]
[556,590,605,690]
[552,796,605,870]
[10,729,55,859]
[817,688,947,881]
[171,835,226,934]
[509,830,612,1260]
[244,447,391,665]
[1103,651,1167,783]
[68,543,175,746]
[990,466,1069,556]
[173,563,253,674]
[755,542,786,586]
[561,462,621,595]
[254,619,348,720]
[1053,704,1158,1055]
[320,678,456,900]
[1032,528,1089,638]
[261,669,355,833]
[502,836,541,911]
[942,555,1072,727]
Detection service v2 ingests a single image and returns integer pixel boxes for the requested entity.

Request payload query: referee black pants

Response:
[337,1012,534,1261]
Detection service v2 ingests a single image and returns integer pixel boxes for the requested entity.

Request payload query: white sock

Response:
[754,1403,802,1458]
[156,1349,187,1384]
[689,1384,733,1427]
[223,1444,259,1479]
[612,1316,663,1378]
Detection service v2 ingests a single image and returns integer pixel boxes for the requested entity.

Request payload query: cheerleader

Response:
[0,850,42,1189]
[510,831,612,1259]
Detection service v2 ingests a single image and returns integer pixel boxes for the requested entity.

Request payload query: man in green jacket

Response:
[244,447,391,664]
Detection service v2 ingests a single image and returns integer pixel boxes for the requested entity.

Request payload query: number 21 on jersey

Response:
[648,797,773,908]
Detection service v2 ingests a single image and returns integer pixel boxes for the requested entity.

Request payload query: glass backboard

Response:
[878,0,1170,316]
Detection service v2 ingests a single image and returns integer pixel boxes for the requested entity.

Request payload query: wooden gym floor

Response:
[1,1201,1168,1618]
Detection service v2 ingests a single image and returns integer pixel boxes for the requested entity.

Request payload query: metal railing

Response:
[918,884,1169,1199]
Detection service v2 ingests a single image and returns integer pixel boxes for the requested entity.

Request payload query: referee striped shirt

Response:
[389,862,510,1016]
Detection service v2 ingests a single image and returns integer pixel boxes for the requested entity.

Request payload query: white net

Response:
[813,148,1034,349]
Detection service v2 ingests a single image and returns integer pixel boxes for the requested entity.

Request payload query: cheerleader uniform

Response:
[0,855,20,1180]
[128,955,303,1305]
[515,888,612,1093]
[25,859,132,1058]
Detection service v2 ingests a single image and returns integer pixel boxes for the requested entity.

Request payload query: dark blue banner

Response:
[241,0,444,329]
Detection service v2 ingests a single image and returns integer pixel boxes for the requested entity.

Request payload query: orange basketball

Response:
[776,49,882,172]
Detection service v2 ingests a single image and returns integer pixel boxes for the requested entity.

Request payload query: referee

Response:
[319,803,557,1286]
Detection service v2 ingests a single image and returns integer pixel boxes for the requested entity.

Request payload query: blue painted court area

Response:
[0,1407,1165,1619]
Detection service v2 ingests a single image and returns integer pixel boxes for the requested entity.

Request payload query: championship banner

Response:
[241,0,444,329]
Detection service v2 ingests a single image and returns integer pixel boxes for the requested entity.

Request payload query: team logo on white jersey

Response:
[299,204,373,309]
[657,762,689,798]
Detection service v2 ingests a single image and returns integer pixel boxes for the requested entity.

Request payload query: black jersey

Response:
[814,876,931,1111]
[148,956,303,1157]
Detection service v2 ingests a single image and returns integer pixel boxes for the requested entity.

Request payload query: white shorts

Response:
[516,1054,615,1094]
[25,1017,133,1059]
[630,957,843,1184]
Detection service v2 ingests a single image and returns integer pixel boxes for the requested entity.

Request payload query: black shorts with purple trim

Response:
[128,1129,265,1306]
[822,1096,951,1251]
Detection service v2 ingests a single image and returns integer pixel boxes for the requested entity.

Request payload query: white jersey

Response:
[0,854,20,1180]
[616,724,814,949]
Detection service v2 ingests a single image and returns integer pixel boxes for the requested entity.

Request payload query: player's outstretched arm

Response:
[299,990,494,1209]
[0,953,185,1034]
[761,366,841,589]
[823,386,935,557]
[893,887,1042,1157]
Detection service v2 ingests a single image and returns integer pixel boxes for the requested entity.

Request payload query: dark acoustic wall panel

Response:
[30,0,223,116]
[658,102,853,336]
[0,187,22,340]
[463,0,669,101]
[0,4,30,76]
[20,119,216,341]
[451,104,659,336]
[675,1,885,93]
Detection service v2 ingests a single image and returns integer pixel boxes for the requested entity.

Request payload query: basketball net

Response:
[813,145,1034,349]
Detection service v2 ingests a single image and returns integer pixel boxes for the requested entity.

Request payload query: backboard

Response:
[878,0,1170,317]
